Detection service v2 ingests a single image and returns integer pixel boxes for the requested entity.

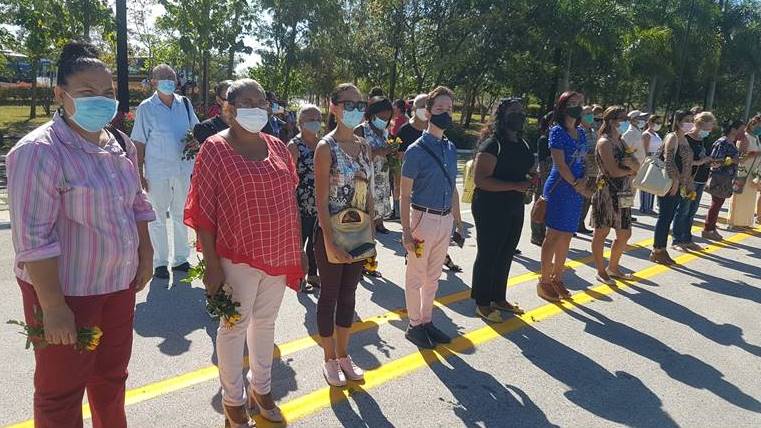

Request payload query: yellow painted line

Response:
[272,227,759,425]
[0,223,719,428]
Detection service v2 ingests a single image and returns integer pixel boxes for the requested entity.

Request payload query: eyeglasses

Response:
[337,101,367,112]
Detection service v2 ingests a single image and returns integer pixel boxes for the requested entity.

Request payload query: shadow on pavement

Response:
[133,276,217,357]
[612,284,761,358]
[497,319,679,427]
[424,350,558,428]
[564,302,761,413]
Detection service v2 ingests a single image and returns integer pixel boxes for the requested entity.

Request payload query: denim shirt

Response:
[401,131,458,211]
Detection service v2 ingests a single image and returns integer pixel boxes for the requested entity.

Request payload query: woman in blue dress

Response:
[537,91,591,302]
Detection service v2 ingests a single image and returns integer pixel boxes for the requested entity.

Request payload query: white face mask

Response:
[415,108,428,121]
[652,124,661,132]
[235,108,269,134]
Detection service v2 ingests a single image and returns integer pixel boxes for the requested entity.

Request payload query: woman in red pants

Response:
[703,119,744,240]
[7,42,155,428]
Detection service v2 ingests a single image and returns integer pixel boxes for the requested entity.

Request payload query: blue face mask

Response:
[582,113,594,125]
[272,102,280,112]
[372,116,388,130]
[698,129,710,139]
[341,109,364,129]
[65,92,118,132]
[157,80,176,95]
[302,121,321,135]
[617,122,629,135]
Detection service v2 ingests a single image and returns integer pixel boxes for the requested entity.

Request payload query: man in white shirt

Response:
[131,64,200,279]
[622,110,649,165]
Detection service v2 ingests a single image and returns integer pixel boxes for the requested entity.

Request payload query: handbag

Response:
[461,159,475,203]
[530,179,560,224]
[733,156,760,194]
[327,207,377,264]
[632,156,673,197]
[705,173,734,199]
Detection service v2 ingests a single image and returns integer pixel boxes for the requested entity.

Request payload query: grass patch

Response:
[0,105,57,152]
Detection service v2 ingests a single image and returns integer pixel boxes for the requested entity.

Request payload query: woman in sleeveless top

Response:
[590,106,639,285]
[729,114,761,228]
[313,83,374,387]
[287,104,322,294]
[639,115,663,214]
[651,110,695,265]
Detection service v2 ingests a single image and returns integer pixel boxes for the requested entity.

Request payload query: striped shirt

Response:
[7,114,156,296]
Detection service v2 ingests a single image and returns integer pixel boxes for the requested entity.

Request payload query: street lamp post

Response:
[115,0,130,125]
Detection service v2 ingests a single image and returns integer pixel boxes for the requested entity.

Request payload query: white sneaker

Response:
[323,359,347,387]
[337,356,364,381]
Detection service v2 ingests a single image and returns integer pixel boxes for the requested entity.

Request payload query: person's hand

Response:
[131,249,154,292]
[402,230,416,255]
[327,241,353,264]
[573,177,588,193]
[42,304,77,346]
[512,181,532,193]
[669,182,679,196]
[455,220,466,239]
[203,262,225,296]
[140,176,149,192]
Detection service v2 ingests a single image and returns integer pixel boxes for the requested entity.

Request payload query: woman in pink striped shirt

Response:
[7,42,155,428]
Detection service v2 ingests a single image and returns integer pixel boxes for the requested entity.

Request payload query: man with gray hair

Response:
[131,64,200,279]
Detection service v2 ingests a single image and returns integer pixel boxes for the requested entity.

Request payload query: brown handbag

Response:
[531,179,561,224]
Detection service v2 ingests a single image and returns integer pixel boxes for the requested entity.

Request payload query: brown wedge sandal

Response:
[537,280,560,303]
[551,277,572,299]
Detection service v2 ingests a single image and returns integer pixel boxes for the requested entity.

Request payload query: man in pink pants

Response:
[400,86,465,349]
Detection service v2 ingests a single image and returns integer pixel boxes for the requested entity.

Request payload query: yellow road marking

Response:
[1,223,726,427]
[271,227,759,425]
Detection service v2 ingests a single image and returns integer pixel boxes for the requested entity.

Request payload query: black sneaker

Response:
[154,266,170,279]
[424,323,451,344]
[172,262,192,272]
[405,325,435,349]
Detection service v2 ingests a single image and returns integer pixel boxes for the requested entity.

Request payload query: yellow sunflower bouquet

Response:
[7,310,102,352]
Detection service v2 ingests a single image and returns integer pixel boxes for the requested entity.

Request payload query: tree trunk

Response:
[706,78,716,110]
[560,51,571,92]
[29,59,38,120]
[744,70,755,121]
[202,52,209,110]
[282,26,298,100]
[647,75,657,113]
[227,44,236,79]
[389,44,400,100]
[83,0,92,41]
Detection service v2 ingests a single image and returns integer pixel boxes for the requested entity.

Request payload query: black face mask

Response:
[566,105,582,119]
[430,112,453,130]
[504,112,526,131]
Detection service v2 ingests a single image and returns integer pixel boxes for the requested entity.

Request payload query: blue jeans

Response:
[672,183,705,244]
[654,194,683,249]
[639,190,655,213]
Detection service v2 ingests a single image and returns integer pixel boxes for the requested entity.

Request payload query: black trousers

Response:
[301,215,318,276]
[471,192,524,306]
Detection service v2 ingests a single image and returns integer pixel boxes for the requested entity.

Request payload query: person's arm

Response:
[400,148,418,254]
[451,187,464,237]
[125,135,156,292]
[287,141,300,167]
[130,105,150,191]
[642,132,651,154]
[662,134,680,195]
[313,140,352,263]
[7,144,76,346]
[597,139,634,177]
[285,141,309,272]
[550,148,582,187]
[473,152,529,192]
[400,176,416,254]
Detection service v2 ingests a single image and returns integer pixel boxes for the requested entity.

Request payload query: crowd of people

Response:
[6,41,761,428]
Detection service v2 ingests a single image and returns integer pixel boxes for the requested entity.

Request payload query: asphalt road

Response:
[1,190,761,428]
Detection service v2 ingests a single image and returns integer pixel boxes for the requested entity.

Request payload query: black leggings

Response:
[314,228,364,337]
[301,215,318,276]
[471,193,524,306]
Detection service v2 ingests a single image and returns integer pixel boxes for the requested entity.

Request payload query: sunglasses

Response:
[337,101,367,112]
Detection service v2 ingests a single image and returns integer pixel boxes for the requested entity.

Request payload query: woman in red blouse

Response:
[184,79,306,427]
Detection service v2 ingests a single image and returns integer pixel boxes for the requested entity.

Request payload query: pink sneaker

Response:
[337,356,364,381]
[323,359,347,387]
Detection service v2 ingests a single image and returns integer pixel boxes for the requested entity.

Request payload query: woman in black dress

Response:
[471,98,534,322]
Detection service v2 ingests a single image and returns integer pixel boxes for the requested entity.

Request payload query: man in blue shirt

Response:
[132,64,200,279]
[400,86,465,349]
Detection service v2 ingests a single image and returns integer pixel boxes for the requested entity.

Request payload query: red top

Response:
[207,103,222,119]
[184,133,303,290]
[391,114,407,136]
